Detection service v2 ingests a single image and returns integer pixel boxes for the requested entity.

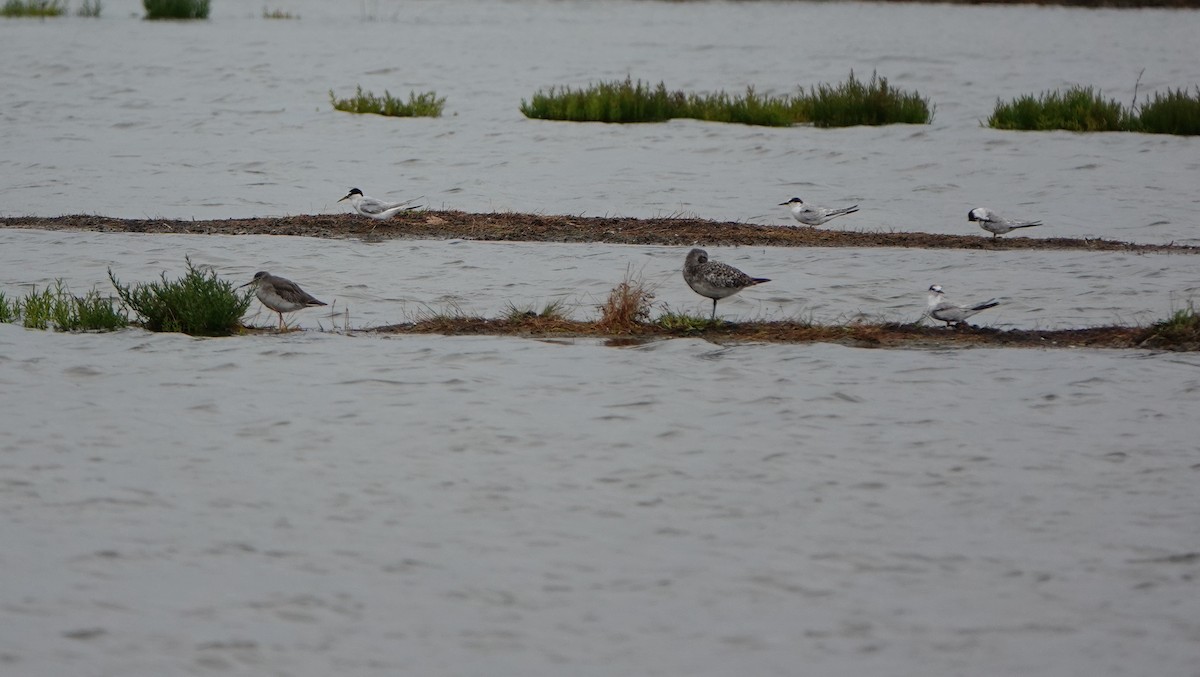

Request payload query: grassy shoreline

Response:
[2,213,1197,253]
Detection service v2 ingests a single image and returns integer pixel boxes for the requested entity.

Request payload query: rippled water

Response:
[2,0,1199,242]
[2,229,1199,329]
[3,320,1200,675]
[3,2,1200,675]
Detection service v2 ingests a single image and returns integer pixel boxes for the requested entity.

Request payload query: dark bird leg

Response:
[711,299,717,321]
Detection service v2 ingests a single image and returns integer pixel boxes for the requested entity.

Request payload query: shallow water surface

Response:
[2,1,1200,675]
[2,229,1198,329]
[1,0,1198,243]
[2,321,1199,676]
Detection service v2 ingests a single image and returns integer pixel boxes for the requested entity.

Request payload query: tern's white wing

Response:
[357,197,396,215]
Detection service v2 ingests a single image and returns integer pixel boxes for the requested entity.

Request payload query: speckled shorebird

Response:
[683,248,770,320]
[925,284,999,327]
[240,271,327,330]
[779,196,859,226]
[968,207,1042,238]
[338,188,421,220]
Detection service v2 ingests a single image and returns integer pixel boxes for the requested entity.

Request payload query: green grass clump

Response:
[1135,87,1200,135]
[109,258,252,336]
[6,281,127,331]
[522,79,684,124]
[1141,302,1200,348]
[330,86,446,118]
[521,73,930,128]
[0,292,15,324]
[987,86,1131,132]
[77,0,100,16]
[143,0,208,20]
[503,298,570,322]
[988,84,1200,135]
[2,0,65,17]
[804,71,933,127]
[656,310,722,334]
[520,77,797,126]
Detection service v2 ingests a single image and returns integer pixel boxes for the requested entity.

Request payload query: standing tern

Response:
[925,284,999,326]
[338,187,422,219]
[240,271,327,331]
[968,207,1042,238]
[683,248,770,320]
[779,196,859,226]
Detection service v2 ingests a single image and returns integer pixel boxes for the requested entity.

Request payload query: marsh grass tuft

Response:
[987,84,1200,135]
[805,71,933,127]
[595,269,655,333]
[330,86,446,118]
[77,0,100,16]
[1140,302,1200,347]
[0,292,15,324]
[6,281,126,331]
[987,86,1131,132]
[2,0,65,17]
[143,0,208,20]
[109,258,252,336]
[503,298,570,322]
[520,72,931,127]
[655,309,722,334]
[1135,87,1200,135]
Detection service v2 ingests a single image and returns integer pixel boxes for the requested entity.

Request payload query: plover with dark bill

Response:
[240,271,328,331]
[683,248,770,320]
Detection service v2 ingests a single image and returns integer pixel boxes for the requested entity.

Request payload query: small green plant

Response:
[655,309,722,334]
[68,290,129,331]
[109,258,253,336]
[143,0,208,20]
[77,0,101,16]
[0,292,16,324]
[262,6,295,19]
[503,298,570,322]
[9,281,126,331]
[1135,87,1200,136]
[330,86,446,118]
[521,73,931,128]
[2,0,65,17]
[1141,302,1200,347]
[18,284,57,330]
[987,85,1133,132]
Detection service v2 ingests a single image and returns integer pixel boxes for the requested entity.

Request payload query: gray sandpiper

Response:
[683,248,770,320]
[240,271,328,330]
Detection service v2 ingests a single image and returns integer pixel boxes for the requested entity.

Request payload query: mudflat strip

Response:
[366,317,1197,351]
[3,213,1197,253]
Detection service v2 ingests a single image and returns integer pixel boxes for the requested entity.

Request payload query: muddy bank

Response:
[365,317,1198,351]
[2,213,1196,253]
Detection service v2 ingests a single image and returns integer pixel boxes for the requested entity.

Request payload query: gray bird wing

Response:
[273,278,324,306]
